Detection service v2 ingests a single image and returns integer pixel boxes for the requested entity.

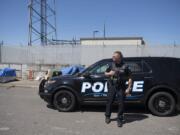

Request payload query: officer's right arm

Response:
[105,70,115,77]
[105,63,115,77]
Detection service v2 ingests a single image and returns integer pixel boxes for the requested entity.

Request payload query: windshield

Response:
[79,59,112,76]
[80,62,99,75]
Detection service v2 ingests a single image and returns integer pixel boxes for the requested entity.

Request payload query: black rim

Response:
[153,95,171,113]
[56,92,72,110]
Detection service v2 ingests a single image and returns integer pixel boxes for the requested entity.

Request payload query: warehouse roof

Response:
[80,37,144,41]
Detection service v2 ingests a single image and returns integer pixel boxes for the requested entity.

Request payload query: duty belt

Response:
[110,76,119,84]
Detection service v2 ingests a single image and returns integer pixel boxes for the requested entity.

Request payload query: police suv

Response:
[39,57,180,116]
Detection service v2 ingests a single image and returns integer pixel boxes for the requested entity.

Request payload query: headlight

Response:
[47,80,56,84]
[44,89,49,93]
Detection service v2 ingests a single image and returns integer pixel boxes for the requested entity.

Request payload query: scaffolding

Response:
[28,0,57,45]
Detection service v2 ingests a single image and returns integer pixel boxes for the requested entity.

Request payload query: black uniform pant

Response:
[105,81,125,120]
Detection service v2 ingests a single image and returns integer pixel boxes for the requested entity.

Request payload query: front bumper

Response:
[39,85,53,105]
[39,92,53,104]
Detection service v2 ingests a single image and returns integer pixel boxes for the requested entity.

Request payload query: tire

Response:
[53,90,76,112]
[148,92,176,116]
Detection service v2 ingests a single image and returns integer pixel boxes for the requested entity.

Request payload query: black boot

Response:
[105,117,111,124]
[121,114,126,123]
[117,119,123,127]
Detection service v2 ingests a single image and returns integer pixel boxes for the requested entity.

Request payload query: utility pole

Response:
[28,0,57,46]
[103,22,106,38]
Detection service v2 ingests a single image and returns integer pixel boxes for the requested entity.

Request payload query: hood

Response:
[52,74,77,80]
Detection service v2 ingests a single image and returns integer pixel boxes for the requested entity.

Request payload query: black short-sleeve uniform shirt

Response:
[107,61,132,90]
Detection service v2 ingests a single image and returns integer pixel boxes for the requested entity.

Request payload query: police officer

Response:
[105,51,132,127]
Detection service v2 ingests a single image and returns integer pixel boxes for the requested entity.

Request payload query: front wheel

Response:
[53,90,76,112]
[148,92,176,116]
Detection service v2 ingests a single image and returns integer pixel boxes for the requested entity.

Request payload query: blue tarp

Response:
[0,68,16,77]
[60,65,85,75]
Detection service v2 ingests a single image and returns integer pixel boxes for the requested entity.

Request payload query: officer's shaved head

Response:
[114,51,123,58]
[112,51,123,63]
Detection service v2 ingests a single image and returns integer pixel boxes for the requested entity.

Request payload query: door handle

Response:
[144,76,153,79]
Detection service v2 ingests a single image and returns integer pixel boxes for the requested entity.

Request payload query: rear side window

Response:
[142,61,152,73]
[125,60,151,73]
[125,62,142,73]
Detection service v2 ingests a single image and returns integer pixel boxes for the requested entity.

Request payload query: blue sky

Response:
[0,0,179,45]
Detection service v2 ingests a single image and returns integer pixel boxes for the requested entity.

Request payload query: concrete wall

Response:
[0,44,180,66]
[1,45,81,65]
[0,44,180,79]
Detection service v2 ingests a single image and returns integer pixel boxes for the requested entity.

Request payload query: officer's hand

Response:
[105,70,115,77]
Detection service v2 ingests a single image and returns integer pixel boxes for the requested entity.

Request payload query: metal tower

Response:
[28,0,57,45]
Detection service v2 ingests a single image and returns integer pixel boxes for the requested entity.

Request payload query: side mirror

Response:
[83,72,91,78]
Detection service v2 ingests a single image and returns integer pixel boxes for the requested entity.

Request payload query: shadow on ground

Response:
[47,103,150,123]
[47,103,180,114]
[82,104,150,123]
[110,113,149,124]
[80,103,148,114]
[47,103,148,113]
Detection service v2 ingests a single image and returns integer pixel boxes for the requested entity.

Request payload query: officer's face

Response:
[112,53,121,63]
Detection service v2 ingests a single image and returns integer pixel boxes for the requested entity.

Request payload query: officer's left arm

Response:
[125,78,132,95]
[125,66,133,95]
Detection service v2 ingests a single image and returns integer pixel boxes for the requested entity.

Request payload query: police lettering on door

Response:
[81,81,144,94]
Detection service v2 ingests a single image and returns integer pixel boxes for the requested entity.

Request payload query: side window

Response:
[142,61,152,73]
[125,61,142,73]
[89,62,111,74]
[125,60,151,73]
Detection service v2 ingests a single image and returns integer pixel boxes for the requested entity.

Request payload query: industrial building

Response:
[80,37,145,46]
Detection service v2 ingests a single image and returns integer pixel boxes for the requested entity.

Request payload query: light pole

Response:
[93,30,99,38]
